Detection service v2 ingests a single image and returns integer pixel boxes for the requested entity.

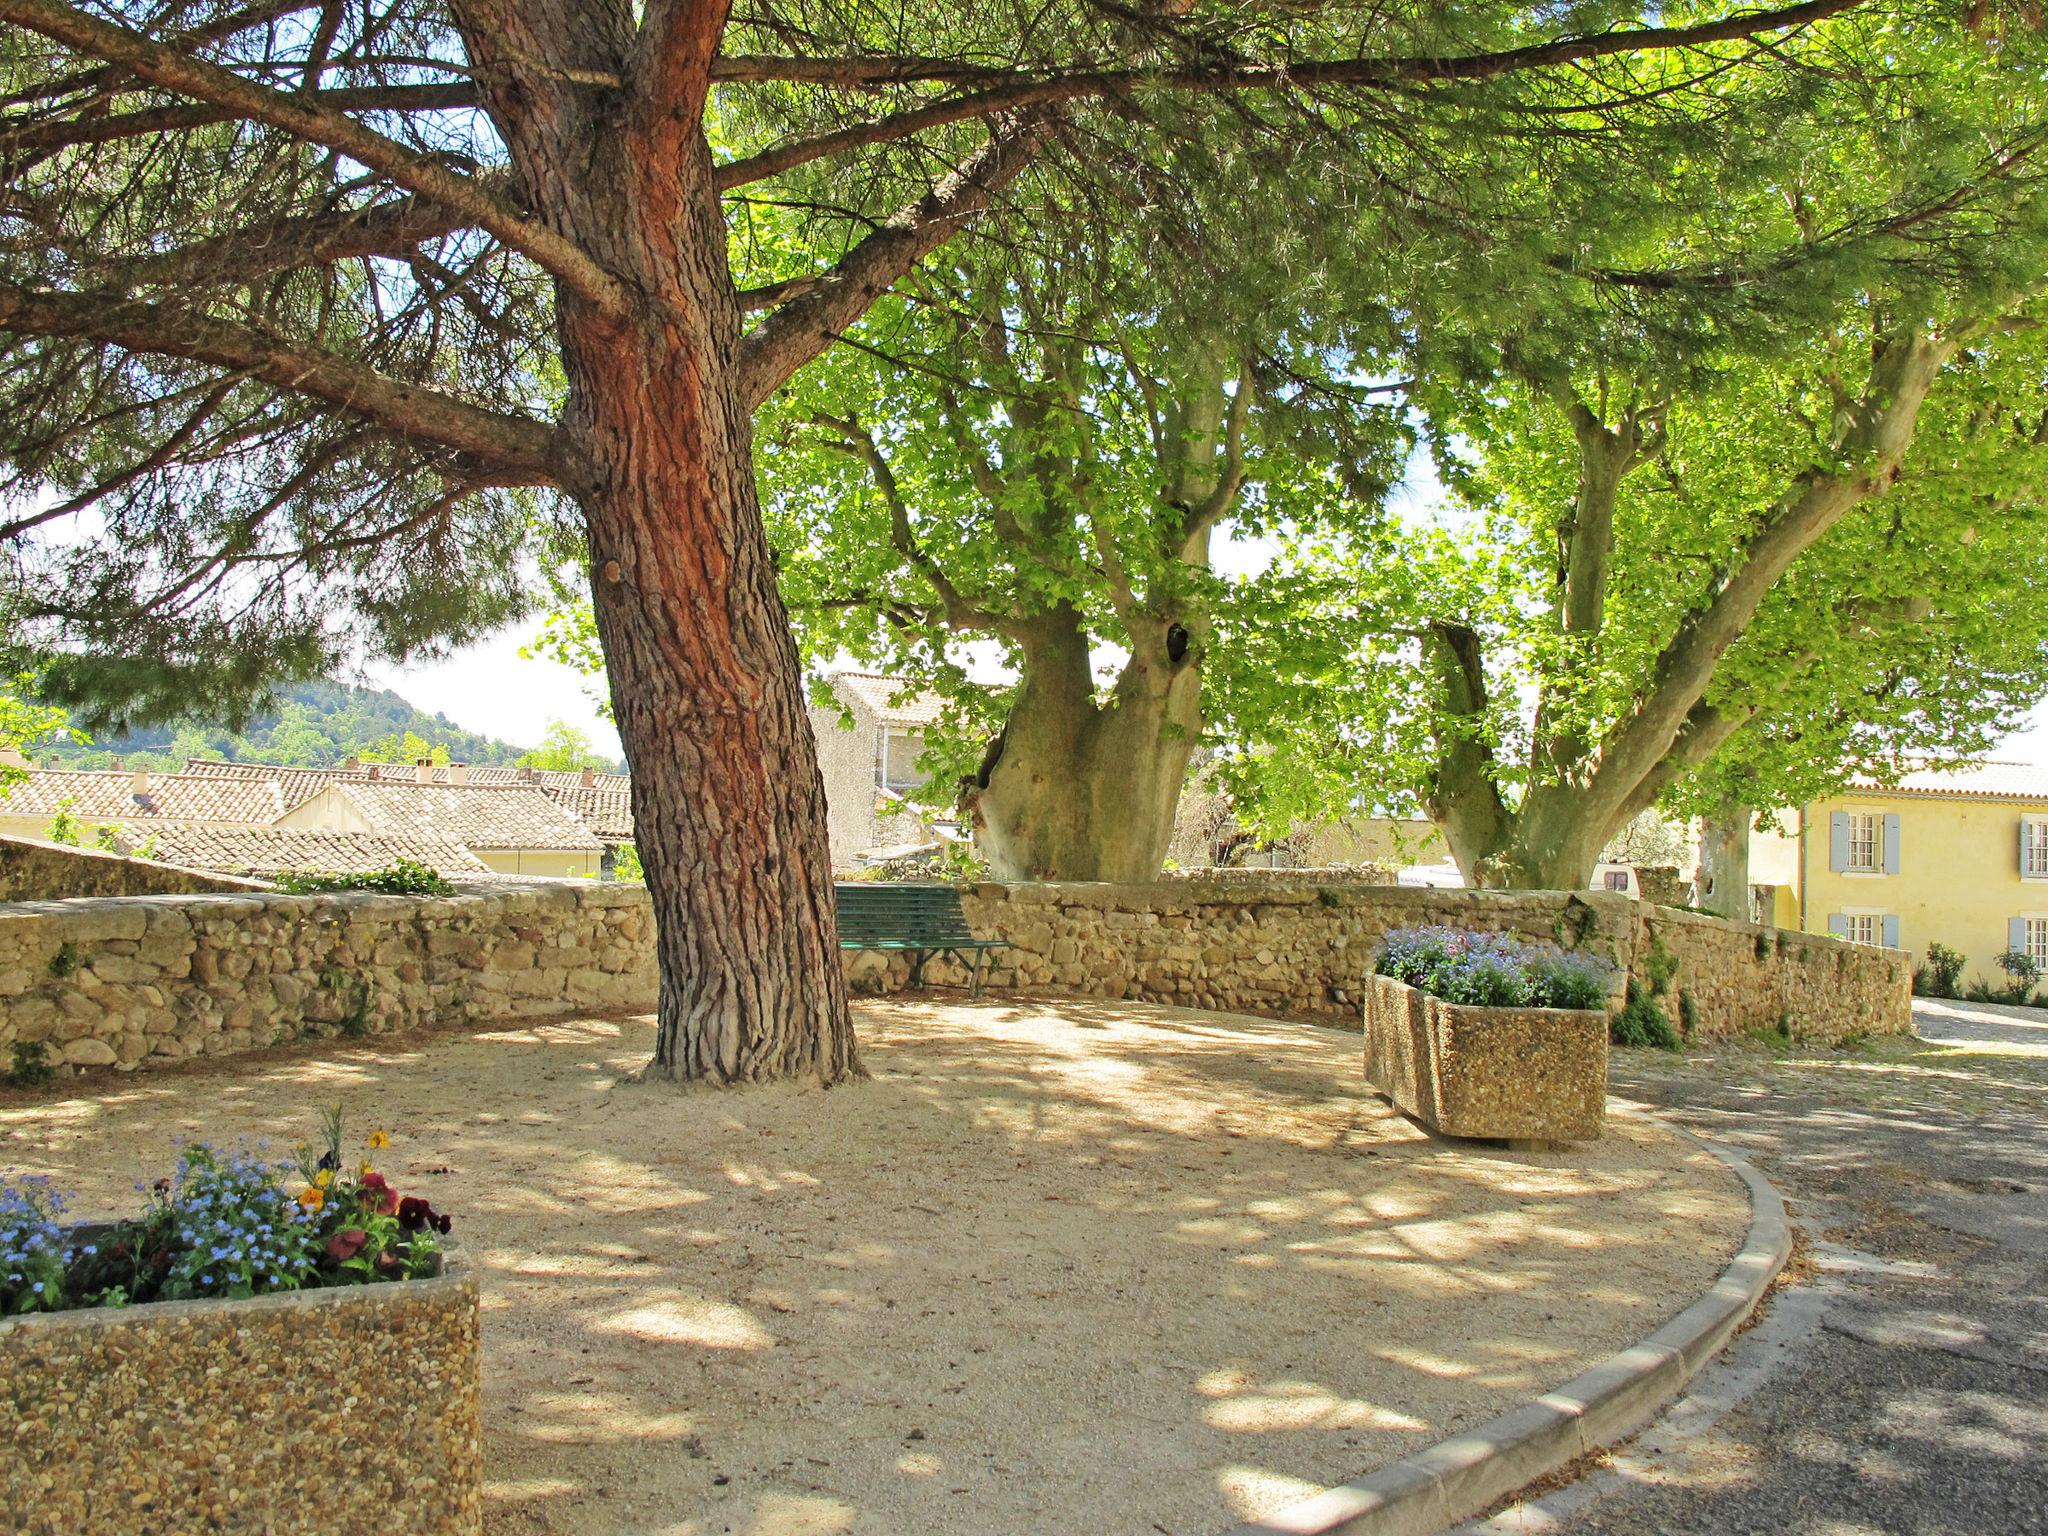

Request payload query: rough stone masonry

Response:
[0,872,1908,1083]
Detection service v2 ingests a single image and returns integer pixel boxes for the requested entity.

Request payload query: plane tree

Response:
[0,0,1894,1081]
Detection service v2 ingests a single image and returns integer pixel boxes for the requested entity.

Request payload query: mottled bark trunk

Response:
[1699,805,1753,921]
[963,605,1200,881]
[476,14,855,1085]
[1460,788,1613,891]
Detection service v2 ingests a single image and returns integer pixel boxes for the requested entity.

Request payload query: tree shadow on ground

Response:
[1,998,1741,1536]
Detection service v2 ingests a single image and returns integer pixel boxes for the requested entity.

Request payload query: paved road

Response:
[1469,1000,2048,1536]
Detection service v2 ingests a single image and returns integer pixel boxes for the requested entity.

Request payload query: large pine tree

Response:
[0,0,1874,1081]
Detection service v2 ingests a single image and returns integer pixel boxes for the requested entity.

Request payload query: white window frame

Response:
[1843,809,1882,876]
[2025,914,2048,972]
[874,726,925,794]
[1841,906,1885,946]
[2024,816,2048,881]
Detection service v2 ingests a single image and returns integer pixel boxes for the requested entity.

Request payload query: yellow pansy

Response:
[297,1186,325,1211]
[366,1131,390,1151]
[313,1168,334,1189]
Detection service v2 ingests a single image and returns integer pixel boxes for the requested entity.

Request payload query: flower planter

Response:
[0,1243,481,1536]
[1364,974,1607,1142]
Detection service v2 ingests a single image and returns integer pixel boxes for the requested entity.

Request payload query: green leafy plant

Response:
[3,1041,55,1089]
[1377,927,1613,1010]
[273,858,453,897]
[1915,941,1967,999]
[1992,948,2038,1006]
[1612,981,1681,1050]
[6,1107,450,1314]
[1678,989,1700,1037]
[47,942,77,979]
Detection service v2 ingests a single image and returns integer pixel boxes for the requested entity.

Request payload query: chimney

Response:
[109,756,124,771]
[131,768,151,798]
[342,755,360,772]
[366,763,381,780]
[0,746,27,770]
[415,757,433,784]
[447,762,469,785]
[579,767,596,788]
[522,767,539,783]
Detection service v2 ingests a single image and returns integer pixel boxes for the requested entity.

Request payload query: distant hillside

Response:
[38,679,535,771]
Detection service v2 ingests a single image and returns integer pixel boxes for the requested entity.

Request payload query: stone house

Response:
[805,672,958,872]
[274,775,603,878]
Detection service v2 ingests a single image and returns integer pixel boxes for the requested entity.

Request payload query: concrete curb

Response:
[1221,1110,1790,1536]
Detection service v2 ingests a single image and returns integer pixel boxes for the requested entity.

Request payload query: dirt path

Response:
[0,998,1745,1536]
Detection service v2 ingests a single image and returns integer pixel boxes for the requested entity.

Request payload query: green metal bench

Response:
[835,882,1012,998]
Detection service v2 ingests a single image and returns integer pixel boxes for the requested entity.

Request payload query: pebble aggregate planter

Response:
[1364,974,1608,1142]
[0,1245,481,1536]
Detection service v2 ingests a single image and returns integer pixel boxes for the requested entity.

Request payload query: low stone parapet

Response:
[0,1248,481,1535]
[1363,974,1608,1142]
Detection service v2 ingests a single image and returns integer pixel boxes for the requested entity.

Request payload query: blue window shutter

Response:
[1883,814,1901,875]
[2010,917,2028,955]
[1829,812,1850,873]
[1882,915,1900,949]
[1827,913,1848,939]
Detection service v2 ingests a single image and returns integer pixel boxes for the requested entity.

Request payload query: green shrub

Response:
[1611,980,1680,1050]
[47,942,77,979]
[3,1041,54,1089]
[1918,942,1966,999]
[273,858,453,897]
[1678,988,1700,1037]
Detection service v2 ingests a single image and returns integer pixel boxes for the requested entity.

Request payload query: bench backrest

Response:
[835,882,980,946]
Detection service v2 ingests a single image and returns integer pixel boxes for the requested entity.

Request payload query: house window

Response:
[2028,918,2048,971]
[876,727,925,793]
[1845,912,1881,946]
[2025,817,2048,880]
[1602,869,1630,892]
[1845,811,1880,872]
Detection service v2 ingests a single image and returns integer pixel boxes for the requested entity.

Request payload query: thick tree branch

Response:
[0,284,559,481]
[734,110,1055,408]
[631,0,730,144]
[1421,620,1514,872]
[113,191,487,289]
[806,412,1010,634]
[0,0,627,313]
[0,83,478,159]
[713,0,1862,189]
[1583,330,1955,828]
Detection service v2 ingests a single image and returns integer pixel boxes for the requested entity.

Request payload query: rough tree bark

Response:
[1699,804,1754,920]
[963,605,1202,880]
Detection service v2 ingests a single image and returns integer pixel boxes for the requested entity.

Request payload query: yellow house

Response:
[1766,761,2048,985]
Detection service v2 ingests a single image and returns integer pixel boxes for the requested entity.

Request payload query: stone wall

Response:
[1,1252,480,1534]
[843,880,1910,1046]
[0,877,1907,1081]
[0,836,261,902]
[0,882,652,1072]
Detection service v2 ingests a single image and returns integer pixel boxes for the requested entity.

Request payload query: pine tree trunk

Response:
[964,606,1200,882]
[538,113,856,1085]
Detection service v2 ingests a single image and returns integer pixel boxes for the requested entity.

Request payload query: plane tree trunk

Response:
[963,605,1202,881]
[1699,805,1753,921]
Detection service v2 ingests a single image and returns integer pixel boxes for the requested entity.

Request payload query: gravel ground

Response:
[0,998,1743,1536]
[1489,1000,2048,1536]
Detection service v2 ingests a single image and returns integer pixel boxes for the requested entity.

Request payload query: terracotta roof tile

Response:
[828,672,951,727]
[1846,760,2048,802]
[541,783,634,841]
[320,781,602,852]
[0,770,284,824]
[117,825,489,878]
